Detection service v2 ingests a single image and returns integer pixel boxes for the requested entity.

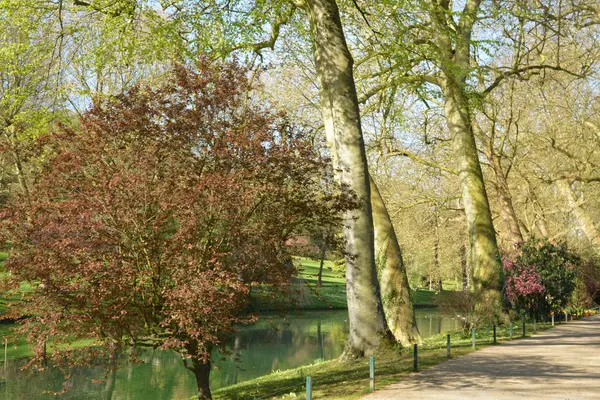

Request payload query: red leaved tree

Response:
[0,60,351,400]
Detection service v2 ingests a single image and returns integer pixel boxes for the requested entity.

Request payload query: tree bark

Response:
[429,0,501,316]
[461,242,469,292]
[103,368,117,400]
[184,357,212,400]
[301,0,390,357]
[433,208,443,292]
[317,240,327,287]
[371,176,421,345]
[490,153,523,247]
[556,180,600,250]
[183,340,213,400]
[525,180,550,238]
[441,79,501,311]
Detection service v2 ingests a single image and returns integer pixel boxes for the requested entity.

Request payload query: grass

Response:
[0,323,97,361]
[0,252,34,315]
[213,320,560,400]
[289,257,442,310]
[0,254,441,315]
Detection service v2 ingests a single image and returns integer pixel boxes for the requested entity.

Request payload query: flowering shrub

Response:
[503,237,579,318]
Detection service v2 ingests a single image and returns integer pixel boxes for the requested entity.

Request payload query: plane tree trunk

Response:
[299,0,391,357]
[556,180,600,250]
[441,78,501,312]
[489,153,524,248]
[371,176,421,345]
[429,0,502,314]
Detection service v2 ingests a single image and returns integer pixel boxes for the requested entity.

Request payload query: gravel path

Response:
[362,315,600,399]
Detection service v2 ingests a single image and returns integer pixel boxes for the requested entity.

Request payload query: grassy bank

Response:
[274,257,444,311]
[1,254,443,315]
[213,320,557,400]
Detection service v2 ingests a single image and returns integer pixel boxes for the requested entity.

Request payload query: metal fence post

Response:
[413,344,418,372]
[493,325,497,344]
[533,318,537,333]
[522,320,526,337]
[565,310,568,322]
[447,334,451,358]
[306,376,312,400]
[551,314,554,326]
[472,328,476,349]
[370,355,375,392]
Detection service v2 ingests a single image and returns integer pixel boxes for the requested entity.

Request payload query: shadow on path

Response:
[362,315,600,399]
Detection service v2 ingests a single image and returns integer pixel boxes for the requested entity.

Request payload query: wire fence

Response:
[268,306,600,400]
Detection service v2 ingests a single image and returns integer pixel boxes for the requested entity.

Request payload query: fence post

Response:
[533,318,536,334]
[551,314,554,326]
[522,320,526,337]
[509,321,513,340]
[306,376,312,400]
[493,325,497,344]
[413,344,418,372]
[447,334,451,358]
[370,355,375,392]
[472,328,476,349]
[565,310,568,322]
[3,339,6,370]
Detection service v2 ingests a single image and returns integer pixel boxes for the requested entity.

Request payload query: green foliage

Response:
[331,258,346,274]
[504,237,580,318]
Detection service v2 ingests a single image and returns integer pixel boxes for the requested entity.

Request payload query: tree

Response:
[0,60,351,400]
[350,0,600,316]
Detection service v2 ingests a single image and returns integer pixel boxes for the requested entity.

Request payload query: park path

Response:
[362,315,600,399]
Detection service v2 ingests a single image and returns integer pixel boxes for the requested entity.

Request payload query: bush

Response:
[503,237,579,319]
[570,256,600,309]
[331,258,346,274]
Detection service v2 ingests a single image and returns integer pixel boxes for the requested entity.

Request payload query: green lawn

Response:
[0,252,35,315]
[296,257,442,309]
[213,320,558,400]
[0,254,441,316]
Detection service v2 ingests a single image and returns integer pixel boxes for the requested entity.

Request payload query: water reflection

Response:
[0,309,454,399]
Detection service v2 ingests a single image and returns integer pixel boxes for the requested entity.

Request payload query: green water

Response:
[0,309,456,399]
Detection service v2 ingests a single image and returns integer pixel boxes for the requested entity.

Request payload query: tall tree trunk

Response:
[103,368,117,400]
[490,153,523,247]
[429,0,501,316]
[433,207,443,292]
[3,125,32,210]
[556,180,600,250]
[307,0,419,346]
[301,0,390,357]
[317,240,327,287]
[371,176,421,345]
[461,242,468,292]
[526,180,550,238]
[441,79,501,311]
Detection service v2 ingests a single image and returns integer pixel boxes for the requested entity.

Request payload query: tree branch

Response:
[387,147,457,175]
[229,6,296,54]
[482,64,585,96]
[358,73,440,104]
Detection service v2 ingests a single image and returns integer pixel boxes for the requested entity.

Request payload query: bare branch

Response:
[387,147,457,175]
[482,64,585,96]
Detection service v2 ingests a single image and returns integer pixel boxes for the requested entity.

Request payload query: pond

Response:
[0,309,458,399]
